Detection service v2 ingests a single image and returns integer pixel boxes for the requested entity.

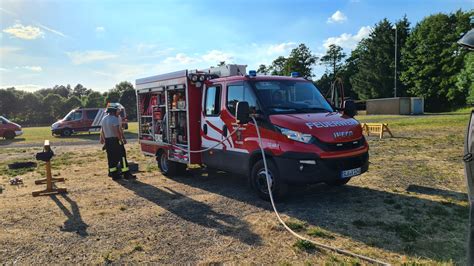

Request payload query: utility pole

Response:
[393,24,397,98]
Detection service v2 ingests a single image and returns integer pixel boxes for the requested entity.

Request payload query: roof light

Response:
[190,74,198,82]
[249,70,257,77]
[199,75,206,82]
[291,72,299,78]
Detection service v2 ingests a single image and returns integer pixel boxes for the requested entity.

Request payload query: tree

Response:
[320,44,346,77]
[217,61,226,67]
[269,56,288,76]
[285,44,318,78]
[314,74,332,96]
[0,88,20,117]
[350,17,410,100]
[257,64,270,75]
[120,88,137,120]
[112,81,134,95]
[84,92,105,108]
[401,10,472,111]
[104,91,121,103]
[459,53,474,104]
[43,93,65,120]
[62,96,83,114]
[73,84,88,98]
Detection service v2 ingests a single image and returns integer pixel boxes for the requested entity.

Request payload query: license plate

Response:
[341,167,361,179]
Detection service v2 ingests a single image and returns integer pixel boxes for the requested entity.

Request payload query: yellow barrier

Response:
[361,123,393,139]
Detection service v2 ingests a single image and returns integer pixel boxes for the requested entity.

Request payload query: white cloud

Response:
[0,84,44,92]
[0,46,22,56]
[67,50,118,64]
[323,26,372,50]
[3,23,44,40]
[37,23,68,38]
[163,50,234,66]
[201,50,234,63]
[327,10,347,24]
[95,26,105,33]
[267,42,297,55]
[163,53,198,64]
[0,67,8,71]
[16,66,42,72]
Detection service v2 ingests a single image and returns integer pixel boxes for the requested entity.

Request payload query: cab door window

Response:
[226,83,259,116]
[86,110,99,120]
[204,86,221,116]
[68,111,82,121]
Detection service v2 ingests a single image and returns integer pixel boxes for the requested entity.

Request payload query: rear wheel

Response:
[157,150,186,176]
[250,159,288,201]
[61,128,72,137]
[325,177,351,186]
[4,131,15,140]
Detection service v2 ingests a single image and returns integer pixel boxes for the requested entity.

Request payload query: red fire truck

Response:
[136,65,368,199]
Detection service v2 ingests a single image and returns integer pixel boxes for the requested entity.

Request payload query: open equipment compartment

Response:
[136,70,202,165]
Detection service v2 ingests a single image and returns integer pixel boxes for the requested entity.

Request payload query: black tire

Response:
[4,131,15,140]
[250,159,288,201]
[157,151,186,176]
[325,177,351,186]
[61,128,73,137]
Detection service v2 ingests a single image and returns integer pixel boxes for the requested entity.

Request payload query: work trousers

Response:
[105,137,129,175]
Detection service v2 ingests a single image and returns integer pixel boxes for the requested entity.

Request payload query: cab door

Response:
[84,109,99,132]
[221,81,260,174]
[67,110,84,131]
[201,84,224,169]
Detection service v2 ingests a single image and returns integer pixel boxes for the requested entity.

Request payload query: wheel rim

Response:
[160,153,169,173]
[64,130,71,136]
[256,169,274,195]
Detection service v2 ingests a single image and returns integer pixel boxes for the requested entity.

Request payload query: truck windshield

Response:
[252,80,333,114]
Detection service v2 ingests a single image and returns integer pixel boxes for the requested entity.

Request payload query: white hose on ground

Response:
[251,116,390,266]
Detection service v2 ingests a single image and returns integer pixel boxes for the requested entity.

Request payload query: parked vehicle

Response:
[0,116,23,140]
[51,105,128,137]
[136,64,369,200]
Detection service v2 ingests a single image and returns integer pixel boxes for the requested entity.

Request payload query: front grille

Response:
[311,136,365,151]
[320,152,368,171]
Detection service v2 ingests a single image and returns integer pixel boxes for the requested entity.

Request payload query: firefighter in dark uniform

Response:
[100,104,136,180]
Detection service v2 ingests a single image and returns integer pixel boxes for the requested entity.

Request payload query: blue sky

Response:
[0,0,472,92]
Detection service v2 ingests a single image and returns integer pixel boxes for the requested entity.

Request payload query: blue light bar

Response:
[291,72,299,78]
[248,70,257,77]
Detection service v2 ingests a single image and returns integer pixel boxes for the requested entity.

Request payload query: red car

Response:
[51,106,128,137]
[0,116,23,139]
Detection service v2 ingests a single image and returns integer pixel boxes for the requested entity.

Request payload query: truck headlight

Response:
[276,126,312,143]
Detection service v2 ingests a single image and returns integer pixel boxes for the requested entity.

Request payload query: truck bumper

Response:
[274,152,369,184]
[15,130,23,136]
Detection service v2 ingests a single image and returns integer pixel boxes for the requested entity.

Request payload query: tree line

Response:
[0,82,137,126]
[0,10,472,125]
[258,10,472,111]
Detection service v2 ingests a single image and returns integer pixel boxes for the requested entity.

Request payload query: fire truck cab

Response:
[136,64,369,200]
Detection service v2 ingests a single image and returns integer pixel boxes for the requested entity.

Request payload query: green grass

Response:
[293,240,316,252]
[0,122,138,145]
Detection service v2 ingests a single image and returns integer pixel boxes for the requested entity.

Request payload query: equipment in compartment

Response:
[139,92,167,142]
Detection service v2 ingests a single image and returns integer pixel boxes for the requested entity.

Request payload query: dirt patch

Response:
[0,114,470,264]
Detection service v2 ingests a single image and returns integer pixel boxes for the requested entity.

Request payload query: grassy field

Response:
[0,122,139,146]
[0,112,471,264]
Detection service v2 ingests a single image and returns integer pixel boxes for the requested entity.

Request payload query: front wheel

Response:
[61,128,72,137]
[4,131,15,140]
[157,150,186,176]
[250,159,288,201]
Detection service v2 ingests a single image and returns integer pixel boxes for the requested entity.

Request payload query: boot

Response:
[123,171,136,180]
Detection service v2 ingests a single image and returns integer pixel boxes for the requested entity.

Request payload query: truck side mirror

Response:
[343,100,357,118]
[236,101,250,124]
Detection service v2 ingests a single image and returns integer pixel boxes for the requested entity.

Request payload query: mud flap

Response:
[463,110,474,265]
